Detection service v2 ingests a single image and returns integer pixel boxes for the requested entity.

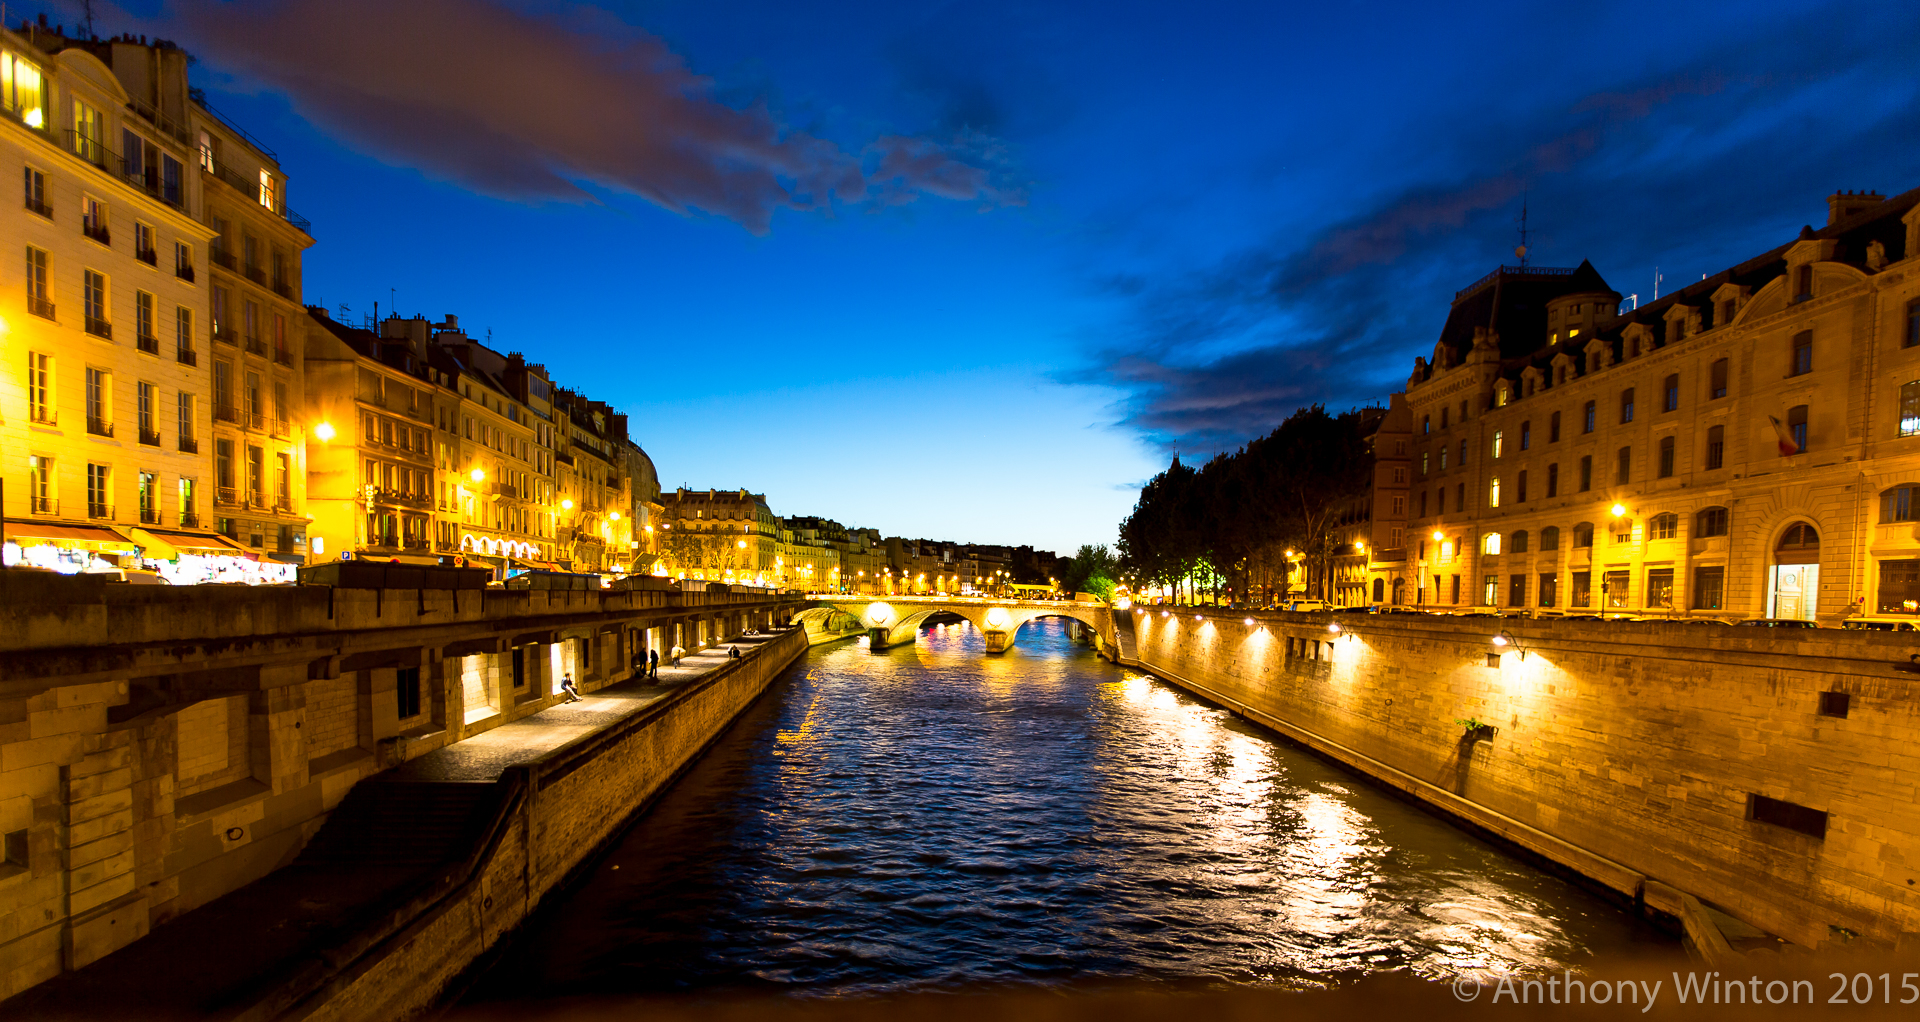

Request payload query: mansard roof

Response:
[1431,260,1619,368]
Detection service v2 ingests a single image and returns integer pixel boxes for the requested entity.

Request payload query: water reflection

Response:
[464,618,1668,1004]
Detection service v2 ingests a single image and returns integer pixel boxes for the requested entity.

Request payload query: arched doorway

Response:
[1768,522,1820,620]
[1391,577,1405,605]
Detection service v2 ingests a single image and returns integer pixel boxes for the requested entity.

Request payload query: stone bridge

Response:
[797,596,1114,653]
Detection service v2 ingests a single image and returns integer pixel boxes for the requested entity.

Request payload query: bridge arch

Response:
[808,597,1111,654]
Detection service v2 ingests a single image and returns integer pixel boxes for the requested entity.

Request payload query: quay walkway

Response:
[0,632,795,1022]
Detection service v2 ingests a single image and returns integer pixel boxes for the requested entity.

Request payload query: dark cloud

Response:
[1077,7,1920,454]
[169,0,1022,232]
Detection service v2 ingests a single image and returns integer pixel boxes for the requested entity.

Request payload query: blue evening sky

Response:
[71,0,1920,552]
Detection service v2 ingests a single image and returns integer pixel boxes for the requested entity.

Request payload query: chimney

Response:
[1827,190,1884,226]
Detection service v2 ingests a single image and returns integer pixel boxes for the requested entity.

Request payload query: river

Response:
[460,616,1669,1005]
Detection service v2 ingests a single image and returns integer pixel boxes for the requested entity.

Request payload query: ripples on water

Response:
[466,618,1668,1003]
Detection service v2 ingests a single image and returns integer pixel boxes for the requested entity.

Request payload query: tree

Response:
[1062,544,1118,600]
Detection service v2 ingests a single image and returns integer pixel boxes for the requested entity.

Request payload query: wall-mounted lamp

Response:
[1327,622,1342,635]
[1609,503,1628,518]
[1431,530,1445,542]
[1492,630,1527,660]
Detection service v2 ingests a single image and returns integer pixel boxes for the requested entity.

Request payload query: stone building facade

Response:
[660,487,781,583]
[1403,187,1920,623]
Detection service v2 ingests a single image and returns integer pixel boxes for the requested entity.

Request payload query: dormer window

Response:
[1794,264,1813,302]
[1,50,46,128]
[1721,300,1735,325]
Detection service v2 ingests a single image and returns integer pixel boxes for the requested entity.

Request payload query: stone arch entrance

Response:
[1767,521,1820,621]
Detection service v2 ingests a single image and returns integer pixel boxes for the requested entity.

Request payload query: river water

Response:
[462,617,1668,1005]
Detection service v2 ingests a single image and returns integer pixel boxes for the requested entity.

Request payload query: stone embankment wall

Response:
[1115,609,1920,950]
[298,626,808,1022]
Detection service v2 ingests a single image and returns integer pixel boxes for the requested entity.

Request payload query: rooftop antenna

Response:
[1513,192,1531,268]
[1625,293,1639,311]
[1653,267,1663,300]
[81,0,93,38]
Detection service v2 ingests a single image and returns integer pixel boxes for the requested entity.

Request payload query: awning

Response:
[140,529,253,556]
[126,528,180,560]
[510,557,563,572]
[1,520,139,552]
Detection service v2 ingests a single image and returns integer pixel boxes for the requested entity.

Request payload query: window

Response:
[1583,400,1596,433]
[1441,408,1449,429]
[1539,526,1559,550]
[1790,331,1812,376]
[1439,446,1448,471]
[1748,793,1825,840]
[1573,522,1594,548]
[83,270,109,337]
[1709,358,1728,399]
[22,165,46,215]
[2,49,47,127]
[1482,532,1501,555]
[1457,482,1465,513]
[134,222,156,264]
[1420,451,1429,476]
[216,438,234,491]
[1520,421,1531,450]
[1705,425,1725,469]
[1696,506,1729,537]
[1876,558,1920,615]
[1909,300,1920,349]
[276,453,291,505]
[178,393,195,447]
[1539,572,1557,607]
[1546,463,1558,498]
[26,351,52,424]
[82,195,107,242]
[1793,264,1813,302]
[1571,570,1592,607]
[1549,411,1561,442]
[1658,435,1675,478]
[1422,414,1430,435]
[24,245,50,318]
[1604,569,1631,608]
[245,371,263,427]
[1516,470,1528,503]
[1610,517,1634,544]
[247,445,265,501]
[138,382,156,445]
[1649,512,1678,539]
[1620,388,1635,424]
[1788,405,1809,452]
[138,471,156,523]
[259,169,277,211]
[1818,690,1850,718]
[396,667,422,720]
[136,290,155,348]
[176,307,195,362]
[1491,430,1503,459]
[86,463,111,519]
[26,455,52,513]
[1488,477,1501,508]
[1510,530,1529,553]
[1884,487,1920,523]
[1459,439,1467,465]
[174,241,193,280]
[1647,568,1675,610]
[1578,455,1592,492]
[73,99,102,162]
[162,154,182,206]
[86,367,112,436]
[1483,577,1498,606]
[1663,374,1679,412]
[1693,565,1725,610]
[1903,381,1920,437]
[1419,490,1428,517]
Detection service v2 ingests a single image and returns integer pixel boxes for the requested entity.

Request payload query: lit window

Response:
[1901,381,1920,437]
[258,170,277,210]
[1,50,46,127]
[1482,532,1501,555]
[1488,477,1501,508]
[1491,430,1503,459]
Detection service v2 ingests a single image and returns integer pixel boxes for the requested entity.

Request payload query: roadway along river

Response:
[461,617,1669,1005]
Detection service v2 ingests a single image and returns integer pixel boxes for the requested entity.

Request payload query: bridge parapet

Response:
[799,595,1113,653]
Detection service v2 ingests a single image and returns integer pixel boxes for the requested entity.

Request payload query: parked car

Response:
[1281,599,1330,613]
[1841,617,1920,632]
[88,568,168,584]
[1737,618,1818,628]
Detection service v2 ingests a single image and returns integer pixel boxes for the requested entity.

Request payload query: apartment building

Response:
[1327,394,1413,606]
[0,26,284,578]
[660,487,779,583]
[552,388,635,573]
[1404,187,1920,623]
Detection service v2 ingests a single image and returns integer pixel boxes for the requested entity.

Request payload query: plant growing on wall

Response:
[1454,717,1497,742]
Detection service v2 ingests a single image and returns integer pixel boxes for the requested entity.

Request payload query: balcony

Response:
[246,409,266,431]
[214,403,239,424]
[404,540,431,554]
[28,296,54,320]
[179,512,200,529]
[139,427,161,447]
[137,334,160,355]
[271,417,290,438]
[272,346,293,367]
[178,436,199,454]
[176,263,196,284]
[245,266,265,286]
[82,220,110,246]
[85,317,112,339]
[65,129,114,170]
[136,245,158,266]
[25,197,51,219]
[273,282,294,300]
[211,249,236,272]
[244,336,265,356]
[176,347,198,367]
[30,409,56,427]
[87,503,114,521]
[29,497,56,516]
[87,417,114,438]
[275,495,293,512]
[212,323,235,345]
[139,506,160,525]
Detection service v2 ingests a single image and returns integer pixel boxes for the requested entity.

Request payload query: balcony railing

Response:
[82,221,110,246]
[244,266,265,286]
[137,334,159,354]
[178,436,199,454]
[244,336,265,356]
[246,409,265,431]
[29,497,56,516]
[28,296,54,320]
[87,417,114,438]
[212,323,235,345]
[85,316,112,339]
[276,495,293,512]
[24,198,50,219]
[176,347,198,367]
[211,249,236,272]
[249,492,270,510]
[65,129,115,170]
[136,245,158,266]
[176,263,195,284]
[87,503,114,521]
[404,540,430,553]
[179,512,200,529]
[213,403,239,424]
[273,282,294,300]
[139,427,161,446]
[139,506,160,525]
[30,409,56,426]
[271,417,290,438]
[215,486,239,507]
[272,346,292,367]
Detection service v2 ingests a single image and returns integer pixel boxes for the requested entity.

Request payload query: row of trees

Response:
[1117,405,1376,605]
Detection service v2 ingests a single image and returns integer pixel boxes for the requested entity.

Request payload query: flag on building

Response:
[1769,414,1801,456]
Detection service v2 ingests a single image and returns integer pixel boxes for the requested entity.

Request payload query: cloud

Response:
[1076,6,1920,454]
[167,0,1022,232]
